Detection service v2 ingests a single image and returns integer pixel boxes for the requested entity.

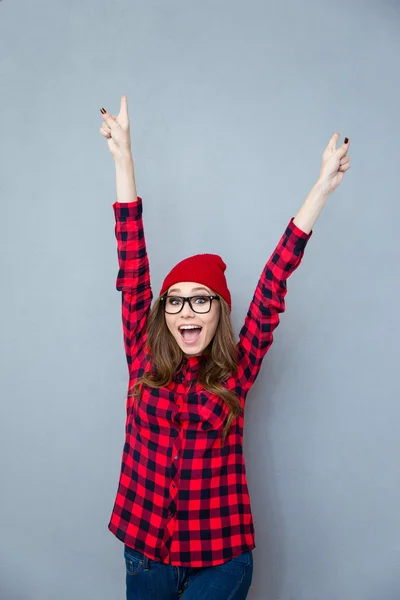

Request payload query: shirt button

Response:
[172,484,176,488]
[174,455,178,460]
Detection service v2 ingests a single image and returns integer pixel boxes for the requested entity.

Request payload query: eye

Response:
[167,297,183,306]
[192,295,208,304]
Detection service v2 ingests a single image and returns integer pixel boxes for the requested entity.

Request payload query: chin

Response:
[184,349,204,357]
[179,342,205,356]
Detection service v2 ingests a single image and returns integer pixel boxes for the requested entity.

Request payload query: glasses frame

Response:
[161,295,220,314]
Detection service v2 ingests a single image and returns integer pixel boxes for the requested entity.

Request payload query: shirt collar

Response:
[175,352,208,381]
[182,354,203,372]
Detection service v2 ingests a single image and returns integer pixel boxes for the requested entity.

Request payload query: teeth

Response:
[179,325,202,330]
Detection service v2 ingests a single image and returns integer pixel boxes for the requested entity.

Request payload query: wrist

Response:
[114,150,134,170]
[315,177,331,199]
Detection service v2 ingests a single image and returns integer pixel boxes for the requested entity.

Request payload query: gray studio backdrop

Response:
[1,0,400,599]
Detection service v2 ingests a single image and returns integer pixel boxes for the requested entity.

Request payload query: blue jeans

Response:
[124,545,253,599]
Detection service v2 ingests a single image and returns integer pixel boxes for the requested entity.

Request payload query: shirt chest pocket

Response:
[194,390,230,431]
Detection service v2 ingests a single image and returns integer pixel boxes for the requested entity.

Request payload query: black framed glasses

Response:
[161,295,220,314]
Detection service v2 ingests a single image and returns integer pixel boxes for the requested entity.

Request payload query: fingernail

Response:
[344,137,349,144]
[100,108,106,114]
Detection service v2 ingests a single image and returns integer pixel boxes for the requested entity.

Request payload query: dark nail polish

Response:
[344,137,349,144]
[100,108,106,114]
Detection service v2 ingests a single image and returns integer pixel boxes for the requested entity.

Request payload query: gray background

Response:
[1,0,399,599]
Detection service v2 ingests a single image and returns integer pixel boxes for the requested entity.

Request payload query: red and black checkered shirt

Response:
[108,197,312,567]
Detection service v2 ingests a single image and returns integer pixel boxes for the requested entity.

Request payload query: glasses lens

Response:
[190,295,211,313]
[165,297,184,313]
[164,296,211,313]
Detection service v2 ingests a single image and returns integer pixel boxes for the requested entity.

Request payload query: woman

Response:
[99,96,350,600]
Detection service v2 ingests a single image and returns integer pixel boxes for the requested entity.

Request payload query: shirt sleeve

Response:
[113,197,153,369]
[236,217,312,393]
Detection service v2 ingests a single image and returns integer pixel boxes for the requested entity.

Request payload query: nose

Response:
[180,298,195,317]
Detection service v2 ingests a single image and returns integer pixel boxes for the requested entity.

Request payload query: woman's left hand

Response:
[319,133,351,194]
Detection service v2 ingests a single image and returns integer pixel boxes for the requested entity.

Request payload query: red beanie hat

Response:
[159,253,231,311]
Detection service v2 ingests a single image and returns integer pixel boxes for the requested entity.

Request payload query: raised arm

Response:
[113,197,153,367]
[237,132,351,392]
[100,97,153,368]
[237,218,311,392]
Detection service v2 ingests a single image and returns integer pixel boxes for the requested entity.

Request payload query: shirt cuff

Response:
[283,217,313,256]
[113,196,143,219]
[288,217,313,238]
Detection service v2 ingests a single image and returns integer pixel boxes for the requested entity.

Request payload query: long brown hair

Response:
[129,295,242,445]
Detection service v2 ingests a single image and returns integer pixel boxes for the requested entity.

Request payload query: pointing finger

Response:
[119,95,128,116]
[327,132,340,152]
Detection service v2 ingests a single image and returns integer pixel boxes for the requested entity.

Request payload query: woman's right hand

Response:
[99,95,132,162]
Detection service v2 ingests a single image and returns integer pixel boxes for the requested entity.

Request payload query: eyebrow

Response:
[168,286,211,294]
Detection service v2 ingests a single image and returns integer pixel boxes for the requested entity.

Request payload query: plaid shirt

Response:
[108,197,312,567]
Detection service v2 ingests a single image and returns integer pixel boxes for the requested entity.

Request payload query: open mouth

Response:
[178,325,203,345]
